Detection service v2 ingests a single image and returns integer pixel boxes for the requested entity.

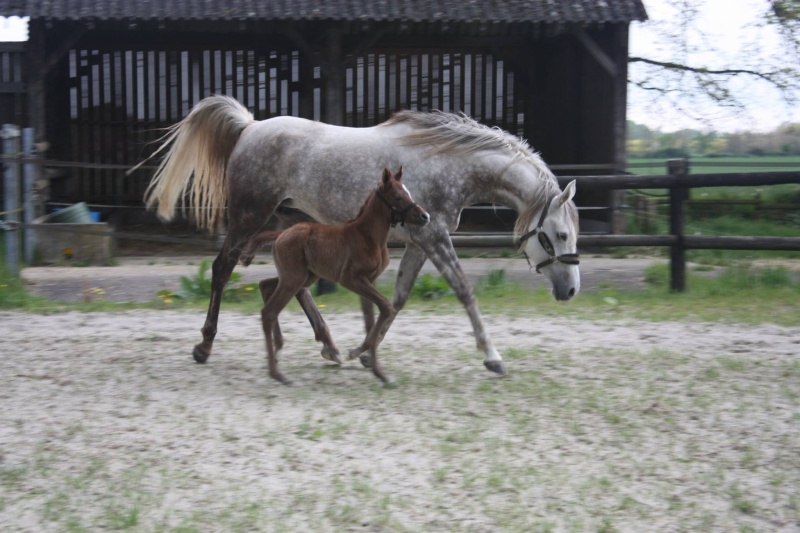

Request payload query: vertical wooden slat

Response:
[483,54,492,123]
[384,54,391,120]
[361,56,367,125]
[415,54,423,111]
[372,54,379,123]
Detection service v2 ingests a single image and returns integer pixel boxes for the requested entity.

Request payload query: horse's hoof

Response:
[359,354,373,368]
[192,345,210,364]
[382,379,397,389]
[347,347,365,361]
[321,347,342,365]
[484,360,508,376]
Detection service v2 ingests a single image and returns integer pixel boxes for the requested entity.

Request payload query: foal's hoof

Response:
[192,344,210,364]
[321,347,342,365]
[270,372,292,386]
[347,347,365,361]
[484,360,508,376]
[359,354,373,368]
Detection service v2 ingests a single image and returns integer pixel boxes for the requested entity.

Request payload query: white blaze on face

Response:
[401,183,411,198]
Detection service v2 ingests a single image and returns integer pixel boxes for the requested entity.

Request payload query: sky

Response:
[2,2,799,134]
[629,0,800,133]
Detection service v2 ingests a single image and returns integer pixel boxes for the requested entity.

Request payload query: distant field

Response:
[627,156,800,175]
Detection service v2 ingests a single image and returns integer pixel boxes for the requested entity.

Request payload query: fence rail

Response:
[3,149,800,291]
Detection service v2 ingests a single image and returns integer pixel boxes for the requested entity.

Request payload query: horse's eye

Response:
[558,232,568,242]
[395,195,402,201]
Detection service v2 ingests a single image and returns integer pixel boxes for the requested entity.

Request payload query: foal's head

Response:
[376,167,430,227]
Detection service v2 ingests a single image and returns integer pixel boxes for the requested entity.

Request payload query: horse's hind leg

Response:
[193,235,242,363]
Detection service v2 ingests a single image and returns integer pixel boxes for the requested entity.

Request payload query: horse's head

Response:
[378,166,431,227]
[519,180,581,301]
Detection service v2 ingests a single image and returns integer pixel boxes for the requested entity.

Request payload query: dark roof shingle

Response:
[0,1,647,24]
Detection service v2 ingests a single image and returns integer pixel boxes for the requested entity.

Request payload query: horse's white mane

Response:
[382,110,564,248]
[382,110,547,169]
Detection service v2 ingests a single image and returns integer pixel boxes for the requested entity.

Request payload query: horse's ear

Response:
[395,165,403,181]
[559,179,577,206]
[382,167,392,184]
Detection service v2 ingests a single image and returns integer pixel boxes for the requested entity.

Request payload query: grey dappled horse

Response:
[138,95,581,376]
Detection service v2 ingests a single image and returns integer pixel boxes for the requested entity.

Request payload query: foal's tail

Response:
[132,95,254,230]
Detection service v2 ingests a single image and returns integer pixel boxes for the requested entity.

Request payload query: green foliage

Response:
[412,273,453,300]
[174,259,257,302]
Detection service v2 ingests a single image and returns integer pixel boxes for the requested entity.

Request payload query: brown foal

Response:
[258,167,430,384]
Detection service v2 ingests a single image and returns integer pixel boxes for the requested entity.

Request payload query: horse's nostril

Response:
[568,288,575,298]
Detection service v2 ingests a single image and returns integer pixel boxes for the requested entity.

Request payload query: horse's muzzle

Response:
[414,212,431,226]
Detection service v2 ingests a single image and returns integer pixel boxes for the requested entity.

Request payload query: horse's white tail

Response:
[136,95,254,230]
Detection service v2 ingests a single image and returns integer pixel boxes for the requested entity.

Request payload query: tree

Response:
[628,0,800,130]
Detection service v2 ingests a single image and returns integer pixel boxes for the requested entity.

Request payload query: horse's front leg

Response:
[193,237,241,363]
[351,244,427,368]
[415,229,506,376]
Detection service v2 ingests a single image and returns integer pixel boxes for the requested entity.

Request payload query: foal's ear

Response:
[381,167,392,184]
[558,179,577,206]
[395,165,403,181]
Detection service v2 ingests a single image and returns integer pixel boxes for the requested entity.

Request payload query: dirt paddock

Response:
[1,306,798,532]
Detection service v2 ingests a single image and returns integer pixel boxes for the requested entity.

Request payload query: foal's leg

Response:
[353,244,427,368]
[414,228,506,375]
[344,278,395,383]
[258,278,285,356]
[360,296,375,335]
[261,281,301,385]
[260,276,342,364]
[297,279,342,364]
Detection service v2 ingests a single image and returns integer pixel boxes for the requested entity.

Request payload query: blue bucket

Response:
[50,202,93,224]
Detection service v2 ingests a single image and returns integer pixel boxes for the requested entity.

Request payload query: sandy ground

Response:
[1,305,798,532]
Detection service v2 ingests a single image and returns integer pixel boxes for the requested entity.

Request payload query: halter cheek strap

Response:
[516,197,580,273]
[375,189,418,227]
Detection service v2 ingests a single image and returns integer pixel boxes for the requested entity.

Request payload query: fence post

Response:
[22,128,39,265]
[667,158,689,292]
[2,124,21,276]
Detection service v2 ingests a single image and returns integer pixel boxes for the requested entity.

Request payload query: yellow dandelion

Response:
[163,299,173,304]
[245,286,254,291]
[317,304,327,309]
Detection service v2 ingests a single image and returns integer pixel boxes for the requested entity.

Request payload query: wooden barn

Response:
[0,0,647,234]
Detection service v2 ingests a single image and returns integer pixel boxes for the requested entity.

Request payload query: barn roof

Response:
[0,1,647,24]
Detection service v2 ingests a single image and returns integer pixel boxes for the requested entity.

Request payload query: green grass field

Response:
[627,155,800,175]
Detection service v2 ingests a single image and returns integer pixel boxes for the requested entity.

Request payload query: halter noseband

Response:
[516,197,580,273]
[375,189,418,227]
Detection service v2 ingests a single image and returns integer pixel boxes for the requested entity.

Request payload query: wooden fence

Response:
[451,160,800,291]
[3,149,800,291]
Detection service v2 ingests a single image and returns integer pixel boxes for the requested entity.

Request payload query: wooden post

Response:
[317,27,345,295]
[22,128,39,265]
[2,124,21,275]
[667,158,689,292]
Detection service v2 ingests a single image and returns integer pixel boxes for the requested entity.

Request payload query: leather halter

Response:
[516,197,581,273]
[375,188,418,227]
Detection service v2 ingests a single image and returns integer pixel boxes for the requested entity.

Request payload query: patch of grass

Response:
[412,273,454,300]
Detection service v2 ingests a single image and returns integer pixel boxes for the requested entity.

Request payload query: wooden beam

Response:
[573,28,617,77]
